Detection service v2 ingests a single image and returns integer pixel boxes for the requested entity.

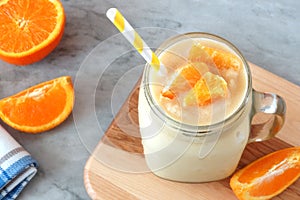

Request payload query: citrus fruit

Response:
[202,46,242,71]
[188,44,216,68]
[161,63,208,99]
[189,43,242,71]
[0,0,65,65]
[184,72,228,106]
[230,147,300,200]
[0,76,74,133]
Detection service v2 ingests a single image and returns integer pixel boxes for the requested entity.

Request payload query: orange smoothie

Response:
[138,33,251,182]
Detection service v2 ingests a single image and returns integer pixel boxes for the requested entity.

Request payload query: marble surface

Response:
[0,0,299,199]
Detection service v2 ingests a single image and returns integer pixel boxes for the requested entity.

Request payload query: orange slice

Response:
[0,0,65,65]
[0,76,74,133]
[230,147,300,200]
[188,44,216,67]
[184,72,227,106]
[161,63,208,99]
[202,46,242,71]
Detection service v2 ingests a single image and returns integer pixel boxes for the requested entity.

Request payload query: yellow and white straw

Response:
[106,8,166,74]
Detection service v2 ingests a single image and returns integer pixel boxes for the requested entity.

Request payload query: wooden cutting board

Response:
[84,63,300,200]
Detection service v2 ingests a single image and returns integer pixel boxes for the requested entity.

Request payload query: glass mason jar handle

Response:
[248,89,286,143]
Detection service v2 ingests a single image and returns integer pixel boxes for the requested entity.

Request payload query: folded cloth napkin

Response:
[0,125,38,200]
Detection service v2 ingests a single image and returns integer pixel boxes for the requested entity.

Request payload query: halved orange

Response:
[0,76,74,133]
[161,63,209,99]
[184,72,228,106]
[0,0,65,65]
[230,147,300,200]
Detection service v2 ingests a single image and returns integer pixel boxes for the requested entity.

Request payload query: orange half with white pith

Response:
[0,0,65,65]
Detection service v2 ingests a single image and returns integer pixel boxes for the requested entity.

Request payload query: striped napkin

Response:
[0,125,38,200]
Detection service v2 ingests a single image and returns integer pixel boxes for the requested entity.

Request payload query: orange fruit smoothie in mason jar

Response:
[138,32,251,182]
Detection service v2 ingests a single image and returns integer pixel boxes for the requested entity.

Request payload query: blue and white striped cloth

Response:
[0,125,38,200]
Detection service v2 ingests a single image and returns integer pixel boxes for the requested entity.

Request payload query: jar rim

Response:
[142,32,252,136]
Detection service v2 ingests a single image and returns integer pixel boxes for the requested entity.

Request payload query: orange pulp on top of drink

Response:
[184,72,228,106]
[202,46,242,71]
[161,62,208,99]
[161,43,241,106]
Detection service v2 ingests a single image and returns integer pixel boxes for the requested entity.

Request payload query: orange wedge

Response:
[0,76,74,133]
[188,44,216,67]
[0,0,65,65]
[184,72,228,106]
[161,63,209,99]
[230,147,300,200]
[202,46,242,71]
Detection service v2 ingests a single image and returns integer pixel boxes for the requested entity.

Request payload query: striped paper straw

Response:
[106,8,166,74]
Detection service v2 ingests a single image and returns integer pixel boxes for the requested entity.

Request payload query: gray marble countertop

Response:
[0,0,299,199]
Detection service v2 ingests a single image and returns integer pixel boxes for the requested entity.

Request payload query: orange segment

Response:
[184,72,228,106]
[0,0,65,65]
[188,44,216,67]
[202,46,242,71]
[0,76,74,133]
[177,63,205,87]
[230,147,300,200]
[161,63,208,99]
